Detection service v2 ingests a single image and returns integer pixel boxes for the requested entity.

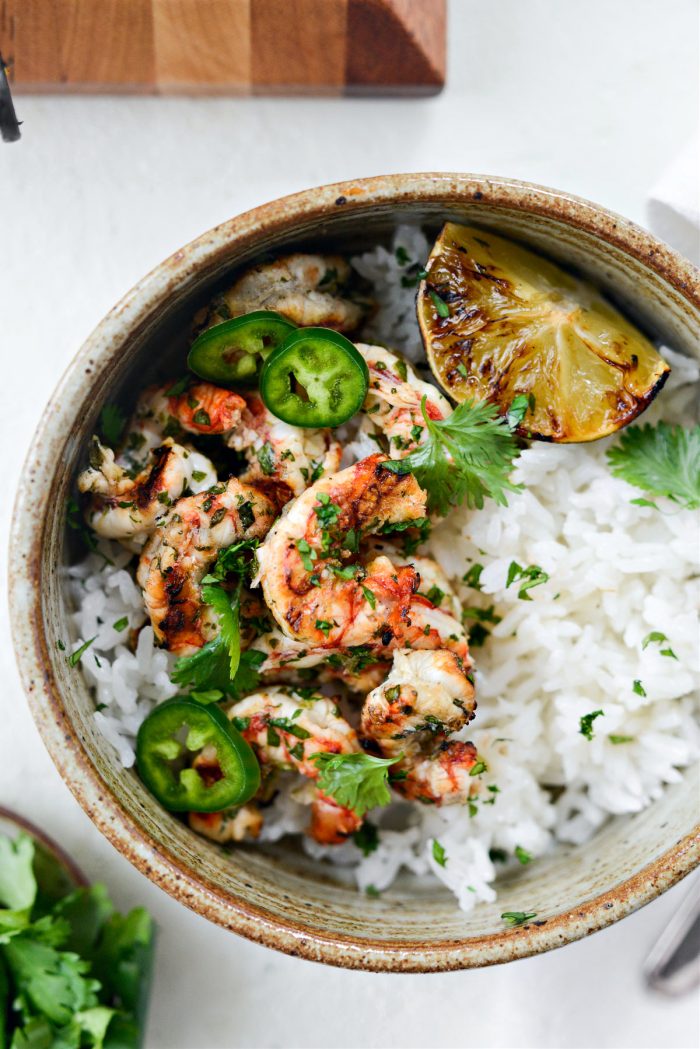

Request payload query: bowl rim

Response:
[9,172,700,972]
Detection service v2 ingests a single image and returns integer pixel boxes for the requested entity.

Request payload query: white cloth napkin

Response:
[647,137,700,265]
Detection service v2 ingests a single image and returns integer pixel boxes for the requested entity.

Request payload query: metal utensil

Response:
[645,876,700,996]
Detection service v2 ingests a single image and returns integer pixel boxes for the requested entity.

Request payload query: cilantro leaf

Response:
[385,397,521,515]
[99,405,126,448]
[352,821,379,856]
[606,422,700,510]
[171,643,263,697]
[505,561,549,600]
[579,709,604,740]
[201,581,241,680]
[506,393,535,430]
[208,539,259,582]
[3,935,100,1027]
[311,752,401,817]
[432,839,447,867]
[501,911,537,927]
[0,834,37,913]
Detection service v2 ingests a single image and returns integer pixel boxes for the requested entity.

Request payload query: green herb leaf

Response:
[632,679,646,697]
[501,911,537,927]
[192,408,211,427]
[506,561,549,600]
[68,637,97,667]
[579,709,604,740]
[190,689,224,705]
[99,405,126,447]
[352,821,379,857]
[428,288,450,318]
[384,397,521,515]
[506,393,535,430]
[256,442,276,477]
[432,839,447,867]
[166,376,190,397]
[112,617,129,633]
[361,585,376,610]
[642,631,678,659]
[201,581,241,680]
[514,845,532,865]
[311,752,401,817]
[462,563,484,590]
[606,422,700,510]
[0,833,37,912]
[608,734,635,745]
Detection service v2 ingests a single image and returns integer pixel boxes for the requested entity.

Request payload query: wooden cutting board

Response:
[0,0,446,95]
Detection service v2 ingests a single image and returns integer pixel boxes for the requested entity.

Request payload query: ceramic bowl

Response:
[9,174,700,971]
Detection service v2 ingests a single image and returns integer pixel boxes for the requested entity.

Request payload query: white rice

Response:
[69,227,700,910]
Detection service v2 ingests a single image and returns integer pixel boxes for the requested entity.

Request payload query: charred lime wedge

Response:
[418,223,670,442]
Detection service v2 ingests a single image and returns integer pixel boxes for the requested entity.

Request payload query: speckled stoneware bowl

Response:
[10,174,700,971]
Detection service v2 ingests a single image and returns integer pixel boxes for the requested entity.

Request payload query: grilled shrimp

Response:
[361,649,477,804]
[356,344,451,455]
[137,479,276,653]
[255,454,468,658]
[204,254,369,334]
[250,548,464,690]
[188,803,263,843]
[230,688,363,844]
[139,383,341,506]
[77,380,244,547]
[78,437,217,548]
[134,381,247,440]
[255,453,427,649]
[226,392,342,501]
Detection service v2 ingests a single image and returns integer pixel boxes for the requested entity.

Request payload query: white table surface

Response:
[1,1,698,1046]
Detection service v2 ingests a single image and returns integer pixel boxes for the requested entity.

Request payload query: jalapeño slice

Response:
[188,310,297,387]
[260,327,369,427]
[136,697,260,812]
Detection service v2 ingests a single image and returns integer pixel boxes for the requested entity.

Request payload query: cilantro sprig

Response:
[0,831,154,1047]
[171,540,263,696]
[606,422,700,510]
[385,397,521,514]
[311,752,402,817]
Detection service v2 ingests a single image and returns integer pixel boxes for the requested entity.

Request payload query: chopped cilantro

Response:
[428,288,450,318]
[432,839,447,867]
[352,821,379,856]
[99,403,126,447]
[506,393,535,430]
[642,631,678,659]
[112,617,129,633]
[514,845,532,865]
[462,563,484,590]
[632,679,646,697]
[361,585,376,610]
[256,442,276,476]
[296,538,317,572]
[501,911,537,927]
[68,637,97,667]
[506,562,549,600]
[579,710,604,740]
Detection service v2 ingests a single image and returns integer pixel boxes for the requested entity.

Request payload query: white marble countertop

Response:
[1,1,698,1045]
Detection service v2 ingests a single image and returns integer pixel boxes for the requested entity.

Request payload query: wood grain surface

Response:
[0,0,446,94]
